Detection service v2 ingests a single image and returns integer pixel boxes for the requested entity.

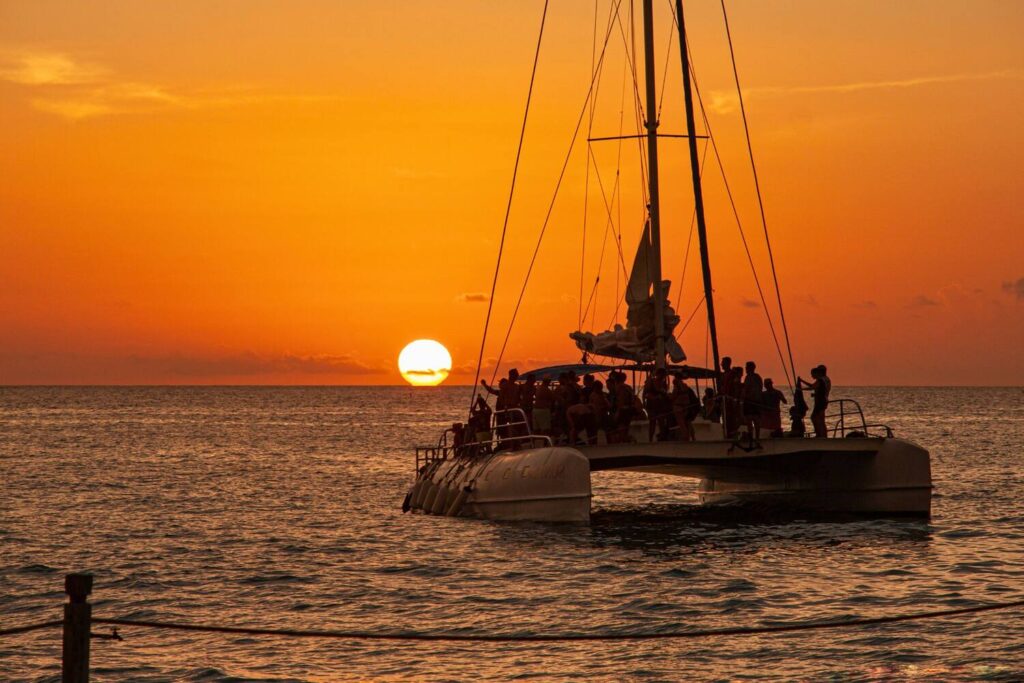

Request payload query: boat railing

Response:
[825,398,894,438]
[414,409,552,473]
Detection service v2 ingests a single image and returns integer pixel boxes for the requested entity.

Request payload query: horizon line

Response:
[2,383,1023,389]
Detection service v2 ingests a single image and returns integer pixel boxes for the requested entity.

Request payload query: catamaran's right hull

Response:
[581,436,932,516]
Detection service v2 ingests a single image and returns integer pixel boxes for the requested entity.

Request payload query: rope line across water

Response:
[0,619,62,637]
[75,599,1024,643]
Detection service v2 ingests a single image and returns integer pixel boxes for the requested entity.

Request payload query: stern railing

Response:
[825,398,894,438]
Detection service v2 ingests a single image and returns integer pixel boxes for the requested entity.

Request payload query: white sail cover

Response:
[570,224,686,363]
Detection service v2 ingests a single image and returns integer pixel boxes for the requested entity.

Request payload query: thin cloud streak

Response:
[0,48,344,120]
[708,70,1023,114]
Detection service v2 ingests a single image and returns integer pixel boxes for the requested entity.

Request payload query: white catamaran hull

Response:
[408,447,592,523]
[407,436,930,522]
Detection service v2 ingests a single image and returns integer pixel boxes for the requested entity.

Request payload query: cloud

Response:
[457,292,490,303]
[0,51,106,85]
[128,351,381,377]
[0,49,340,120]
[907,295,941,308]
[739,297,760,309]
[708,70,1024,114]
[1002,277,1024,301]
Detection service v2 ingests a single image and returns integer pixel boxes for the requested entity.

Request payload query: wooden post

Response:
[62,573,93,683]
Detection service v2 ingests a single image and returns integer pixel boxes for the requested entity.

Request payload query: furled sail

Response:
[570,223,686,363]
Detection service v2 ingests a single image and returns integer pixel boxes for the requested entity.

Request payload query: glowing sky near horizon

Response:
[1,1,1022,385]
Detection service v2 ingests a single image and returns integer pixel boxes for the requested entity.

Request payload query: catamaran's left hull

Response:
[406,447,591,523]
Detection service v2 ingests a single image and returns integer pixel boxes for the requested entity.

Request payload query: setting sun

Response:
[398,339,452,387]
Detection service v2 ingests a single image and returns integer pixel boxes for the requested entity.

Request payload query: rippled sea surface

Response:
[2,386,1023,682]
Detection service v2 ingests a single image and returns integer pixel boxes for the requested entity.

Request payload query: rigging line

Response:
[580,156,622,329]
[580,0,617,331]
[656,0,675,120]
[615,0,645,129]
[681,34,793,388]
[679,294,704,335]
[468,0,549,413]
[581,167,621,329]
[490,0,624,382]
[674,138,710,313]
[587,145,630,282]
[614,0,649,205]
[720,0,798,385]
[614,45,628,327]
[579,0,600,330]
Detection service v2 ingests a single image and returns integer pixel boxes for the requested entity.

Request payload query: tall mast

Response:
[641,0,667,370]
[674,0,721,381]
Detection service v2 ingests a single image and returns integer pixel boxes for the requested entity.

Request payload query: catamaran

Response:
[404,0,931,522]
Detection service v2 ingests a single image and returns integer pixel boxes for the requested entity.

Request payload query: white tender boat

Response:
[404,0,931,521]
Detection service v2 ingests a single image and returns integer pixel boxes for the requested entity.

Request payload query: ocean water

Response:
[1,385,1023,682]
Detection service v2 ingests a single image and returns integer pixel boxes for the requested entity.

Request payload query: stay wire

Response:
[579,0,600,330]
[680,33,793,388]
[674,138,709,313]
[491,0,624,382]
[720,0,798,386]
[469,0,549,413]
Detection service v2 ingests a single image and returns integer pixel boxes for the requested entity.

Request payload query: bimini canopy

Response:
[520,363,717,382]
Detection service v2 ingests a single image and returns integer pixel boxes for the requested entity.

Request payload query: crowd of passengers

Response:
[453,358,832,450]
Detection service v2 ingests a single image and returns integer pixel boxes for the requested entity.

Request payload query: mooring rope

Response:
[90,599,1024,642]
[0,619,62,637]
[5,599,1024,643]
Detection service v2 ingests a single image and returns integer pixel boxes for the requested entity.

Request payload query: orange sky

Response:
[1,1,1022,386]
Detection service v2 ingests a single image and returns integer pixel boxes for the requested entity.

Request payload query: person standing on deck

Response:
[481,369,521,442]
[742,361,764,442]
[643,367,670,441]
[702,387,721,423]
[722,364,744,438]
[520,377,536,429]
[671,375,699,441]
[532,378,554,436]
[760,378,787,437]
[588,380,610,443]
[798,365,831,438]
[718,357,734,431]
[612,372,635,443]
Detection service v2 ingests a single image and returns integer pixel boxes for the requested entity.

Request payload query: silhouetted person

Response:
[644,368,670,441]
[671,375,699,441]
[702,387,720,423]
[612,372,635,443]
[741,361,764,441]
[533,378,553,435]
[470,396,493,448]
[760,378,787,437]
[588,380,610,443]
[789,386,808,436]
[521,377,536,428]
[798,365,831,438]
[723,365,744,437]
